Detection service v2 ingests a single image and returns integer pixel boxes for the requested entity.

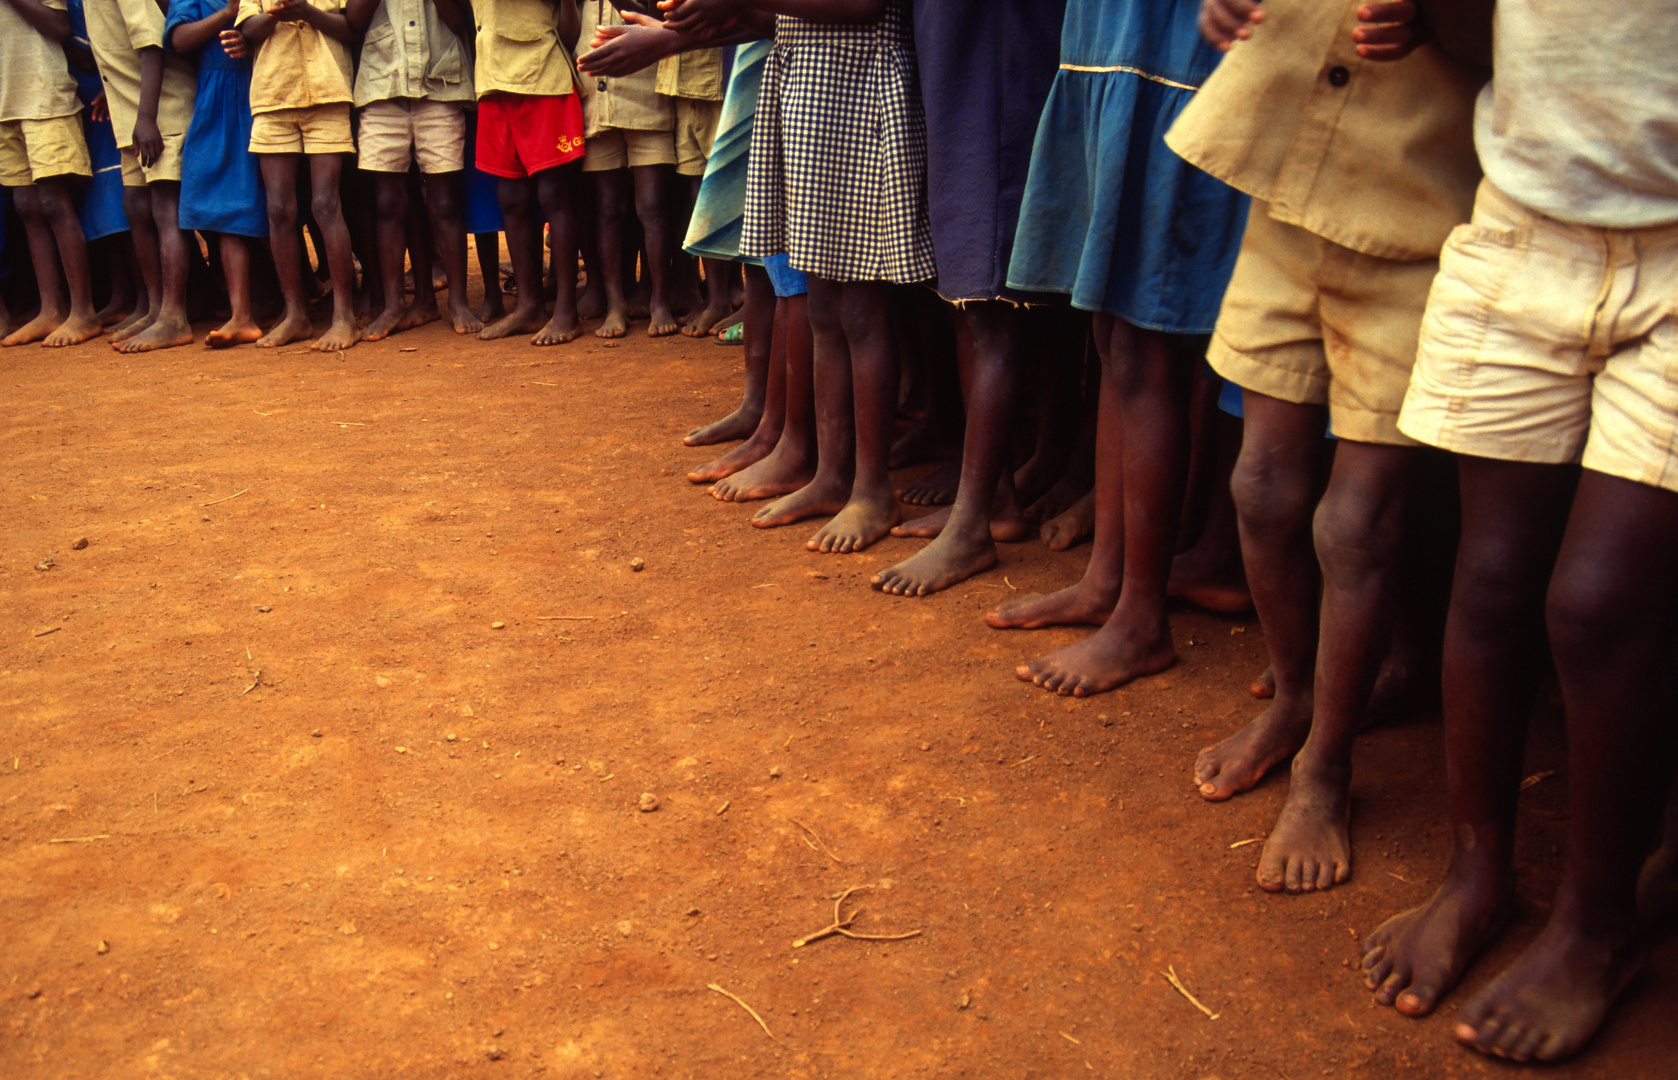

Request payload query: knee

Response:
[310,187,341,225]
[266,193,297,230]
[1546,563,1628,668]
[805,290,843,338]
[1312,489,1401,580]
[373,183,405,223]
[11,185,44,221]
[426,180,461,223]
[1231,454,1315,542]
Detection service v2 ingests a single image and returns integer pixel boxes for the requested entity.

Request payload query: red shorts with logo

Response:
[474,92,585,179]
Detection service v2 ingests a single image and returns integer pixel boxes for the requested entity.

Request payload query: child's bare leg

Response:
[119,182,193,351]
[110,231,151,334]
[93,234,137,327]
[1015,309,1090,506]
[480,178,546,339]
[401,170,440,329]
[722,291,819,503]
[1363,457,1574,1018]
[473,232,506,322]
[629,164,677,337]
[1015,318,1188,694]
[364,171,412,340]
[206,233,262,346]
[690,264,778,478]
[423,171,480,334]
[890,297,963,468]
[1195,391,1326,800]
[808,281,902,553]
[256,155,314,347]
[40,177,100,345]
[592,170,630,338]
[305,155,360,351]
[532,164,581,345]
[875,301,1025,595]
[685,257,735,338]
[752,278,855,528]
[1170,408,1253,613]
[1258,441,1411,892]
[1455,471,1678,1063]
[110,184,162,343]
[4,181,99,347]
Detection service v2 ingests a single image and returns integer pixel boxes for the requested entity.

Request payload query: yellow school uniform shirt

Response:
[655,49,724,103]
[353,0,476,108]
[577,0,672,133]
[472,0,577,99]
[83,0,197,145]
[1164,0,1485,262]
[0,0,81,123]
[235,0,356,114]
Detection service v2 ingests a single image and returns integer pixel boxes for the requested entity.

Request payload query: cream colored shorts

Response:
[357,99,466,174]
[119,132,186,187]
[0,115,92,187]
[1400,181,1678,493]
[250,103,356,156]
[582,126,676,173]
[1207,201,1439,445]
[674,97,721,177]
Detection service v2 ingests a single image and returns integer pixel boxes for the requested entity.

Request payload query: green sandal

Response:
[714,321,744,345]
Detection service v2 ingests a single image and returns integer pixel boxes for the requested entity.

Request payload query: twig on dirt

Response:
[1228,837,1264,849]
[1520,769,1557,791]
[1388,871,1410,884]
[33,626,60,637]
[536,615,597,621]
[1008,755,1038,768]
[1059,1031,1082,1046]
[599,773,614,782]
[752,583,778,589]
[707,983,773,1040]
[201,488,249,507]
[1163,965,1219,1019]
[716,800,730,815]
[1004,577,1018,590]
[793,884,924,948]
[790,818,845,864]
[243,671,262,695]
[48,835,110,844]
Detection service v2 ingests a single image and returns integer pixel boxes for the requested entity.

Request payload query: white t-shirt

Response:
[1476,1,1678,229]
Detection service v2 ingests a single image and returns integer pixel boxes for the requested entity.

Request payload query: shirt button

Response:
[597,79,607,91]
[1328,65,1350,87]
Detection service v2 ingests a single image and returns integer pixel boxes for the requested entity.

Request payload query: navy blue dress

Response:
[165,0,267,236]
[68,0,128,242]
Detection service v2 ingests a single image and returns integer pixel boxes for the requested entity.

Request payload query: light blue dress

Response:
[683,42,765,266]
[165,0,268,236]
[1006,0,1248,332]
[68,0,128,242]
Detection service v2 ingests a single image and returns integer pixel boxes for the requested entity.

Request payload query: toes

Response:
[1395,980,1440,1017]
[1284,858,1306,894]
[1317,860,1338,891]
[1373,968,1406,1004]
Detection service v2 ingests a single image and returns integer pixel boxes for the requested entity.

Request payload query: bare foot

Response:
[647,303,680,338]
[892,505,951,540]
[396,302,440,333]
[110,308,158,345]
[711,444,816,503]
[872,527,997,597]
[688,427,775,485]
[985,578,1116,631]
[1014,450,1067,509]
[685,405,761,448]
[449,301,483,335]
[808,489,901,554]
[595,308,629,339]
[3,310,65,347]
[1168,545,1254,614]
[312,314,361,352]
[1014,614,1176,696]
[750,474,850,529]
[1362,867,1515,1017]
[476,294,508,326]
[363,305,407,342]
[1041,491,1095,550]
[257,308,313,349]
[108,305,151,338]
[43,311,105,348]
[479,306,547,341]
[681,300,733,338]
[94,295,132,328]
[1454,918,1641,1063]
[1251,666,1276,699]
[532,311,583,345]
[205,317,263,348]
[116,312,193,353]
[1256,763,1352,893]
[1025,473,1091,525]
[1194,691,1313,801]
[897,457,961,506]
[577,283,606,322]
[891,497,1026,544]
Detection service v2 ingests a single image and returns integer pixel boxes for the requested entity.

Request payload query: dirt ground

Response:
[3,285,1675,1080]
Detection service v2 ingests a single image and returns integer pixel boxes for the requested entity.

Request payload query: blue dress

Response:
[165,0,267,236]
[67,0,128,242]
[462,110,503,236]
[913,0,1066,303]
[1006,0,1249,332]
[684,42,766,266]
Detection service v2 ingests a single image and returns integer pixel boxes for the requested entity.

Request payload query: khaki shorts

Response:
[357,99,466,174]
[673,97,721,177]
[582,126,675,173]
[250,103,356,156]
[1400,181,1678,493]
[1207,201,1439,445]
[119,132,187,187]
[0,115,92,187]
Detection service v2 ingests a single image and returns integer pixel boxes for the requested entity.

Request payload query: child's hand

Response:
[89,91,108,124]
[132,115,163,168]
[267,0,308,21]
[658,0,741,38]
[220,27,250,57]
[579,22,675,78]
[1353,2,1426,61]
[1199,0,1265,51]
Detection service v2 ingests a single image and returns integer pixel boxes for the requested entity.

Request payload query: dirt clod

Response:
[71,537,88,550]
[630,557,645,572]
[638,793,659,813]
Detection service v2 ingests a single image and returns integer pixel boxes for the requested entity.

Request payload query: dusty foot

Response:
[891,499,1026,544]
[711,445,815,503]
[116,312,193,353]
[110,309,158,345]
[681,300,733,338]
[479,306,547,341]
[1454,918,1642,1063]
[687,428,775,485]
[43,311,105,348]
[1041,491,1096,550]
[1014,614,1176,697]
[1362,868,1516,1017]
[94,296,132,328]
[647,303,680,338]
[3,311,64,347]
[685,406,760,447]
[1251,666,1276,699]
[1025,474,1091,525]
[595,308,629,339]
[1194,691,1313,801]
[897,457,961,506]
[312,314,361,353]
[476,295,508,326]
[1256,763,1352,893]
[872,527,997,597]
[205,317,263,348]
[750,475,850,529]
[257,308,313,349]
[808,490,901,554]
[449,302,484,335]
[891,505,950,540]
[363,305,407,342]
[985,579,1116,630]
[108,305,151,339]
[532,311,583,345]
[577,284,606,322]
[396,302,440,333]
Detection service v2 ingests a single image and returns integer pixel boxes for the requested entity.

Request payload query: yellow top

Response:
[84,0,198,145]
[0,0,81,123]
[236,0,357,115]
[472,0,578,100]
[353,0,476,107]
[655,47,724,103]
[1164,0,1486,261]
[577,0,671,133]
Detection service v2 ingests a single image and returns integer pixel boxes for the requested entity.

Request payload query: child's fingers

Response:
[1356,1,1416,24]
[1353,24,1414,46]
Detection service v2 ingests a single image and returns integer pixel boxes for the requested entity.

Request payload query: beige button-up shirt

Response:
[236,0,356,114]
[1165,0,1486,261]
[354,0,475,107]
[655,48,724,103]
[0,0,81,122]
[577,0,672,133]
[84,0,197,144]
[473,0,577,99]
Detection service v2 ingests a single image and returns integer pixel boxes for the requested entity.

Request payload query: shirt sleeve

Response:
[117,0,167,49]
[162,0,198,53]
[235,0,264,27]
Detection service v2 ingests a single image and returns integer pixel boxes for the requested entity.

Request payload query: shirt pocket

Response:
[490,28,557,88]
[360,21,400,97]
[427,37,465,87]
